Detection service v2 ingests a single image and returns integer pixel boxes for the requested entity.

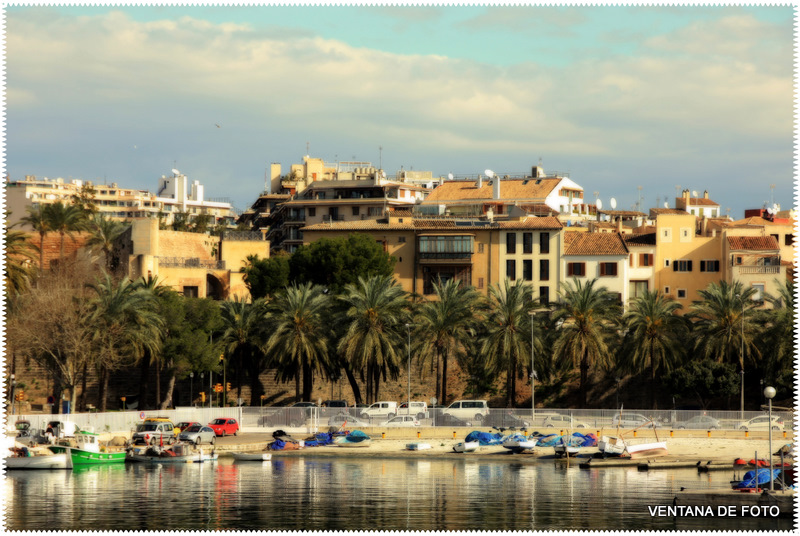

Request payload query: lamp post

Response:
[10,374,16,415]
[615,377,621,409]
[200,373,205,409]
[405,323,412,414]
[189,372,194,407]
[737,294,745,419]
[221,354,226,408]
[528,311,538,427]
[764,386,776,492]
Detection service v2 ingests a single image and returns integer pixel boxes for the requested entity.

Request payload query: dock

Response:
[674,489,795,518]
[579,458,735,472]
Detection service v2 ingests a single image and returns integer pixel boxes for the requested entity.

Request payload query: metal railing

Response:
[157,257,226,270]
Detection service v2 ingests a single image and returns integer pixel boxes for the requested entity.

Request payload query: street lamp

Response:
[200,373,205,409]
[10,374,16,415]
[189,372,194,407]
[737,294,745,419]
[405,323,412,414]
[764,386,776,492]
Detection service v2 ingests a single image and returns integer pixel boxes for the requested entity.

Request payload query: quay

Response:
[673,489,795,518]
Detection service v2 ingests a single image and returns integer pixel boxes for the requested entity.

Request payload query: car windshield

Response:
[211,419,225,425]
[138,424,158,432]
[186,425,202,432]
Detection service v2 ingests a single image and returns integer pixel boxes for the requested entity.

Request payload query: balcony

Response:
[322,215,345,223]
[158,257,226,270]
[735,266,781,274]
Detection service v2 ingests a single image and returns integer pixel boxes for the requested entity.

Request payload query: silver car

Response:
[327,413,371,428]
[179,424,216,445]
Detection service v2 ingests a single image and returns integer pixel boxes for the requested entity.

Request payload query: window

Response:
[736,256,742,265]
[183,286,199,298]
[506,233,516,254]
[661,228,672,242]
[398,236,406,243]
[629,280,648,299]
[785,235,794,246]
[539,260,550,281]
[664,259,670,267]
[673,260,692,272]
[477,277,484,289]
[567,262,586,277]
[352,207,360,216]
[629,254,634,267]
[677,289,687,299]
[506,259,516,280]
[523,260,533,281]
[664,286,670,295]
[308,208,316,217]
[539,286,549,306]
[639,254,653,267]
[680,227,692,242]
[522,233,533,254]
[700,260,720,272]
[419,236,474,257]
[599,262,618,276]
[540,232,550,254]
[478,243,485,253]
[751,283,765,302]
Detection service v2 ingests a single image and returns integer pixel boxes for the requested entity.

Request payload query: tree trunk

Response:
[78,363,88,412]
[302,361,312,401]
[441,349,449,406]
[138,352,150,410]
[344,366,362,405]
[434,350,441,403]
[650,343,658,409]
[580,352,589,408]
[98,366,109,413]
[248,361,263,406]
[160,373,176,410]
[295,371,300,400]
[155,362,162,408]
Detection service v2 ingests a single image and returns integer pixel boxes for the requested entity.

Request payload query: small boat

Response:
[452,441,479,453]
[625,440,668,459]
[231,452,272,462]
[127,443,218,464]
[733,468,782,489]
[5,446,72,470]
[405,443,431,451]
[48,431,127,466]
[554,435,582,457]
[502,433,536,454]
[598,435,627,457]
[334,430,371,448]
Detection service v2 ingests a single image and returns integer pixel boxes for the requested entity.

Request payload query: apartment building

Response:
[498,219,563,305]
[622,232,657,301]
[562,231,630,302]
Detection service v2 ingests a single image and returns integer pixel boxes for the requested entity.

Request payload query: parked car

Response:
[322,400,348,409]
[208,418,239,436]
[132,422,176,445]
[179,424,217,445]
[45,420,81,440]
[360,401,398,420]
[327,413,371,428]
[674,415,721,430]
[738,415,784,431]
[397,401,429,419]
[542,414,588,429]
[441,400,490,424]
[143,417,181,436]
[175,421,200,432]
[485,411,531,429]
[380,415,420,427]
[611,413,659,429]
[434,413,470,427]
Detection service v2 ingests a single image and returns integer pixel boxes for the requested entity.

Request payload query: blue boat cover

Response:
[736,469,781,489]
[342,430,370,443]
[465,431,503,445]
[535,434,561,447]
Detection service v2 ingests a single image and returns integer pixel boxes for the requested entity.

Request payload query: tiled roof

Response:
[283,198,412,206]
[726,236,780,250]
[422,178,563,203]
[730,216,789,227]
[598,210,647,217]
[650,208,689,216]
[302,216,562,232]
[303,220,413,232]
[498,217,563,230]
[633,225,657,234]
[564,232,628,256]
[623,233,656,246]
[688,197,719,206]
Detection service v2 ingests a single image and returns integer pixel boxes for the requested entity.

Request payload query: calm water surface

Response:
[4,456,793,531]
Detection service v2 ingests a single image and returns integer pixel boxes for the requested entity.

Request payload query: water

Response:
[4,457,793,531]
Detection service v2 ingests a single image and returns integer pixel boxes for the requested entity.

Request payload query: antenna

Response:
[692,190,698,197]
[484,169,495,179]
[595,199,603,210]
[610,197,617,210]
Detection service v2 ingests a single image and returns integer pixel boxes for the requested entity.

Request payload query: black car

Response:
[484,411,531,430]
[434,413,470,427]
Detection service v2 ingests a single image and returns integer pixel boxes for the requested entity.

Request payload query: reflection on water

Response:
[4,457,792,531]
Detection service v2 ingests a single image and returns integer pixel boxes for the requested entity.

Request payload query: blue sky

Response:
[4,5,794,216]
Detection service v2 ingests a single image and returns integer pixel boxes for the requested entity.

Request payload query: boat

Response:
[598,435,627,457]
[733,468,782,490]
[502,433,536,454]
[334,430,371,448]
[5,446,72,470]
[405,443,431,451]
[452,441,479,453]
[48,431,127,466]
[625,440,668,458]
[553,435,582,457]
[231,452,272,462]
[127,443,218,464]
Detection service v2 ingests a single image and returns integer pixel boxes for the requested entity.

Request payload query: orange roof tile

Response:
[688,197,719,206]
[564,232,628,256]
[650,208,689,216]
[498,217,563,230]
[598,210,647,217]
[623,233,656,246]
[726,236,780,250]
[730,216,790,227]
[422,179,563,203]
[516,203,560,216]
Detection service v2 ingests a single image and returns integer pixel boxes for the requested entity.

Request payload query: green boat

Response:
[49,431,127,466]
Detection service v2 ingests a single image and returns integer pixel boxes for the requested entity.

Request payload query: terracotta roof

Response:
[303,220,413,232]
[389,208,413,216]
[283,198,413,206]
[302,216,562,232]
[563,232,628,256]
[633,225,656,234]
[498,217,563,230]
[598,210,646,217]
[730,216,790,227]
[687,197,719,206]
[726,236,780,250]
[650,208,689,216]
[422,178,563,203]
[623,233,656,246]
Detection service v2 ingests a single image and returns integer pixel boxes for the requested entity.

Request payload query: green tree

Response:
[193,214,213,234]
[135,275,174,409]
[414,278,484,406]
[243,253,290,299]
[620,290,689,408]
[85,214,128,273]
[171,212,191,232]
[551,278,619,407]
[479,279,537,408]
[760,278,795,384]
[289,233,395,295]
[337,275,410,404]
[219,297,269,406]
[663,359,739,409]
[4,224,39,299]
[20,204,51,271]
[70,183,98,215]
[44,202,87,263]
[265,283,331,401]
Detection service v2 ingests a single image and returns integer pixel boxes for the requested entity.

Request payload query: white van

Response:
[396,401,429,419]
[442,400,490,423]
[360,401,398,420]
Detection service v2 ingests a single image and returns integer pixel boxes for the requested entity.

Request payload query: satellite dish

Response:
[766,207,774,215]
[172,168,180,175]
[664,202,669,209]
[448,173,454,181]
[692,190,698,197]
[381,170,387,179]
[610,198,617,209]
[773,203,779,213]
[484,169,495,178]
[595,199,603,210]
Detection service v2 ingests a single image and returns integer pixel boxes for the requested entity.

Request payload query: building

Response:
[562,231,630,302]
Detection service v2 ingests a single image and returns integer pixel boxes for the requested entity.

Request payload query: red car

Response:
[208,418,239,437]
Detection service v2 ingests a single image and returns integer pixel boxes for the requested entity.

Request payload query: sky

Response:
[4,5,795,217]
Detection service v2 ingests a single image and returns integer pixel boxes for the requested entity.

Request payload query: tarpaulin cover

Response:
[465,431,503,445]
[736,469,781,489]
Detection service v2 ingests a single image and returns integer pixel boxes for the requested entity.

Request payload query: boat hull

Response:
[127,452,218,464]
[49,446,126,466]
[598,436,626,457]
[452,441,479,453]
[231,452,272,461]
[5,453,72,470]
[406,443,432,451]
[334,437,371,448]
[626,441,668,459]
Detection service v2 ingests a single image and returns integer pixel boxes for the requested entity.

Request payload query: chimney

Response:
[493,178,500,200]
[477,175,483,188]
[486,207,494,222]
[617,217,623,233]
[703,190,709,199]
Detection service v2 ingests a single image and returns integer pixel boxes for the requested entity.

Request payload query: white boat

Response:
[127,444,218,464]
[553,435,582,457]
[452,441,479,453]
[231,452,272,461]
[502,433,536,453]
[5,450,72,470]
[405,443,431,451]
[598,435,627,457]
[334,430,371,448]
[625,440,668,459]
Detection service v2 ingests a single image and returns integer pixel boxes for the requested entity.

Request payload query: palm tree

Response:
[480,279,536,408]
[551,278,619,407]
[337,275,410,404]
[86,273,164,411]
[4,225,39,298]
[265,283,331,401]
[44,202,86,263]
[414,278,483,406]
[85,214,128,273]
[135,274,173,409]
[621,290,689,408]
[20,205,51,271]
[219,297,269,406]
[762,278,795,380]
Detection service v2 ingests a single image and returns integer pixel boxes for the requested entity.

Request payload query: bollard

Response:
[417,431,421,439]
[745,430,749,438]
[453,431,457,439]
[670,430,674,438]
[382,432,385,439]
[707,430,711,438]
[783,431,787,439]
[633,430,637,438]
